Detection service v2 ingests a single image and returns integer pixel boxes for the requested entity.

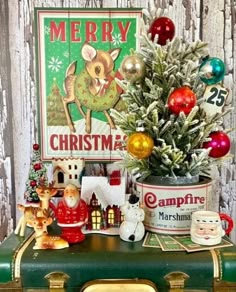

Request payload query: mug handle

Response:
[219,213,234,235]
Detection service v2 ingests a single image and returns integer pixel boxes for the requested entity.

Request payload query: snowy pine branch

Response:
[110,14,232,179]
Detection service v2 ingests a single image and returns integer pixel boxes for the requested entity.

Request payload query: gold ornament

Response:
[127,132,154,159]
[120,55,146,83]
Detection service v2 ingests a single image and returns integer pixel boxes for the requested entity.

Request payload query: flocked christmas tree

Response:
[24,144,48,203]
[111,11,232,181]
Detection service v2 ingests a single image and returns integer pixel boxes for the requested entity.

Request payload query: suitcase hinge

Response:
[164,271,189,292]
[45,272,70,292]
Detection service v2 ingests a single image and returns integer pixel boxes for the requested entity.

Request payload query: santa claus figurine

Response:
[56,183,88,244]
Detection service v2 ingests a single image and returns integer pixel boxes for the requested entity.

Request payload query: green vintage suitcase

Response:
[0,223,236,292]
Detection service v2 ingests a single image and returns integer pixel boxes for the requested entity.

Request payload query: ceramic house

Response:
[81,175,127,234]
[52,158,85,189]
[86,192,122,231]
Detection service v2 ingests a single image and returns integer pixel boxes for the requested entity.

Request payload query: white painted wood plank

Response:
[0,0,15,242]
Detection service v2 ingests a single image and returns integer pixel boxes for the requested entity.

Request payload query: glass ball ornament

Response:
[30,180,37,187]
[127,132,154,159]
[149,16,175,46]
[202,131,230,158]
[31,192,40,202]
[199,57,225,85]
[29,173,36,180]
[33,143,40,151]
[167,86,197,115]
[120,55,146,84]
[34,163,42,171]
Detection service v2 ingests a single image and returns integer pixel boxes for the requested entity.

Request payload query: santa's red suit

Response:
[56,198,88,244]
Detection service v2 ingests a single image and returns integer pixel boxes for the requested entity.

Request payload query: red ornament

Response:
[33,144,40,151]
[149,17,175,45]
[34,163,42,171]
[30,180,37,187]
[202,131,231,158]
[167,86,197,115]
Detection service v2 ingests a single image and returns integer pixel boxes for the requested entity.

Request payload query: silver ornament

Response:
[120,55,146,83]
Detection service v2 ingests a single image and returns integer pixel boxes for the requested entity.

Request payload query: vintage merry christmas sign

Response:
[35,8,142,161]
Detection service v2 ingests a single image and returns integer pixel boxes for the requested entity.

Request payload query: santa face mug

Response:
[190,210,234,246]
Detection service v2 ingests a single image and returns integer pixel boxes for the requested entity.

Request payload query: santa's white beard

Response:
[191,232,222,246]
[65,197,78,208]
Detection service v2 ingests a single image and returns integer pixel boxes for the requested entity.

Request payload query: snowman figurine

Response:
[119,194,145,242]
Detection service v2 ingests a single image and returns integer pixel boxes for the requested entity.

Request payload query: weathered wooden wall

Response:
[0,0,235,242]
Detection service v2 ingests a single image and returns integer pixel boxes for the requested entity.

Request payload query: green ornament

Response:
[199,57,225,85]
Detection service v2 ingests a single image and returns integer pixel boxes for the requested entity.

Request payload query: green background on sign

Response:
[44,17,137,122]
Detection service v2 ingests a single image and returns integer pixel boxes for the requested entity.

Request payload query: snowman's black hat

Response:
[128,194,139,204]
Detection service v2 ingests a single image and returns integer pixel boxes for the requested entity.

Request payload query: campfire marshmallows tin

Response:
[136,176,212,235]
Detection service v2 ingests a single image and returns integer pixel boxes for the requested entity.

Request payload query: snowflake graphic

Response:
[112,33,122,46]
[48,57,62,72]
[44,25,50,35]
[63,51,70,58]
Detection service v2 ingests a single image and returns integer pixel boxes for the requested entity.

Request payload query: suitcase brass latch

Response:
[164,271,189,292]
[45,272,70,292]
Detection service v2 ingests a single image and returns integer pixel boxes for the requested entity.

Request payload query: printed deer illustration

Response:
[28,212,69,250]
[15,183,57,237]
[62,42,122,133]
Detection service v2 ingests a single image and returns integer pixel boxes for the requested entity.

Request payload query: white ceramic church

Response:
[52,157,85,189]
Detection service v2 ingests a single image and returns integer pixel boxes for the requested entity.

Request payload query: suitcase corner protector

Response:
[0,277,22,290]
